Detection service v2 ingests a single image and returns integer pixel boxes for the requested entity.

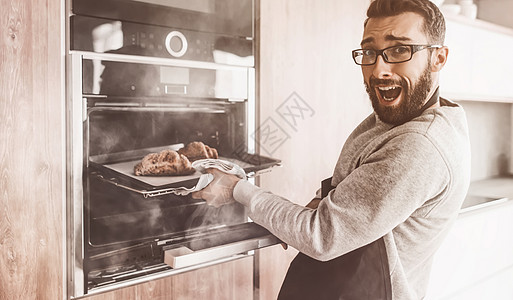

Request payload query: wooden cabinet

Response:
[0,0,64,299]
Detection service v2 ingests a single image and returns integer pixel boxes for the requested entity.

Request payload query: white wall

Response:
[458,101,512,181]
[258,1,372,204]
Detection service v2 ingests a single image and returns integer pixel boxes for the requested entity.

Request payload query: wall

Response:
[458,101,512,181]
[256,0,372,298]
[0,0,65,299]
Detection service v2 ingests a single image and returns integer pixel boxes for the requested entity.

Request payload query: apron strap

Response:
[419,86,440,113]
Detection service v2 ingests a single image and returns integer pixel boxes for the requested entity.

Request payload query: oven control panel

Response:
[125,24,217,61]
[71,15,253,66]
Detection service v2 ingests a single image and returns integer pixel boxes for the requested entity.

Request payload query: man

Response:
[192,0,471,298]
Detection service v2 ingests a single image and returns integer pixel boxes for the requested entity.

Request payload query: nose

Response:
[371,55,393,79]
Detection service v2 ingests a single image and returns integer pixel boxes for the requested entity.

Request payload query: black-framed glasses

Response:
[352,44,441,65]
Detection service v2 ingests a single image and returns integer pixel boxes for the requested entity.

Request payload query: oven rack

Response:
[93,173,196,198]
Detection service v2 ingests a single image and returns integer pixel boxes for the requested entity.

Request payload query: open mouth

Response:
[376,86,402,103]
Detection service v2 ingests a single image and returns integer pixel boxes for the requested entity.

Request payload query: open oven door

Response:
[85,147,282,290]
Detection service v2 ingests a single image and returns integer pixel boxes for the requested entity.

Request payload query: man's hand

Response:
[191,168,240,207]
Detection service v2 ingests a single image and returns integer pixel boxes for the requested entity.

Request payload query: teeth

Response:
[378,86,398,91]
[376,86,401,102]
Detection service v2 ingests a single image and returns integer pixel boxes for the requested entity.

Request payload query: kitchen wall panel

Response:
[0,0,64,299]
[256,0,372,299]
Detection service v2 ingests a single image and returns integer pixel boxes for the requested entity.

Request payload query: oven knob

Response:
[165,31,188,58]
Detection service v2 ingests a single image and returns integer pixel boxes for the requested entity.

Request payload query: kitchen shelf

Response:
[467,176,513,199]
[443,92,513,104]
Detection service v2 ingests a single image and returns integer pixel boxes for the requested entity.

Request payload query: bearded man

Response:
[193,0,471,298]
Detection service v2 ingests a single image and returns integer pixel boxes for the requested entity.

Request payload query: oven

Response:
[66,1,281,298]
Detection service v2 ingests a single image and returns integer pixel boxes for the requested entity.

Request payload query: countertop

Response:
[460,176,513,213]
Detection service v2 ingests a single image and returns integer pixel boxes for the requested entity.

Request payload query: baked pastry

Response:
[134,150,195,176]
[178,141,218,162]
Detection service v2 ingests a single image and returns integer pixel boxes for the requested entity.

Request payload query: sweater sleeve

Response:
[233,132,450,261]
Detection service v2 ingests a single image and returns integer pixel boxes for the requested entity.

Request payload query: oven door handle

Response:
[163,234,280,269]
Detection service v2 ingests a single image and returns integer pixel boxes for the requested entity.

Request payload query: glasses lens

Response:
[353,49,375,65]
[383,45,412,63]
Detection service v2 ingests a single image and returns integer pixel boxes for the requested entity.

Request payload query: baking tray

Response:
[89,144,281,197]
[102,156,259,188]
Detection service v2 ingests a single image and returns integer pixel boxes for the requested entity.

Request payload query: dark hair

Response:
[364,0,446,45]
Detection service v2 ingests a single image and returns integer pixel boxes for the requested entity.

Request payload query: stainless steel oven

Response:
[66,1,280,298]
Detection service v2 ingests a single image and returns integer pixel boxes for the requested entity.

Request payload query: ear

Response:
[431,46,449,72]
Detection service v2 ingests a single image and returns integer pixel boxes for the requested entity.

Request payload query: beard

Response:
[365,64,433,126]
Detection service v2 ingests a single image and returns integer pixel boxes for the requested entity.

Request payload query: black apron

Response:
[278,178,392,300]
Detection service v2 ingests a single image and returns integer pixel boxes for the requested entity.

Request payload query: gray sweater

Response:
[233,98,471,299]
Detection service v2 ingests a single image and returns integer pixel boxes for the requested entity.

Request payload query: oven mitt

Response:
[192,159,247,180]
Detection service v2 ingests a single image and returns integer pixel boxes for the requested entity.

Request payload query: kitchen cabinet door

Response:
[426,201,513,299]
[441,17,513,102]
[440,20,475,99]
[468,25,513,100]
[434,266,513,300]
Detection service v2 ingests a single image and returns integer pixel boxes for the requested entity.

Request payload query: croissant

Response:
[134,150,195,176]
[178,141,218,162]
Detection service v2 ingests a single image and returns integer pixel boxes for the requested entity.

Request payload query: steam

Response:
[91,21,123,94]
[184,203,226,230]
[184,202,251,251]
